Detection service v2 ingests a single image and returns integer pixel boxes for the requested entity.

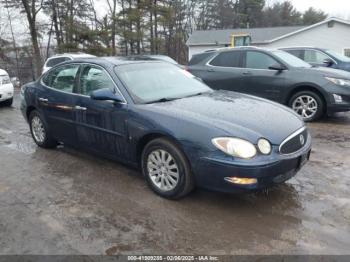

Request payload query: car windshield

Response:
[115,62,212,104]
[272,50,312,68]
[326,50,350,62]
[0,75,10,85]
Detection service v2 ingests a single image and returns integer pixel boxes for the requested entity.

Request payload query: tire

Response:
[141,138,195,199]
[3,98,13,107]
[29,110,57,148]
[289,91,325,122]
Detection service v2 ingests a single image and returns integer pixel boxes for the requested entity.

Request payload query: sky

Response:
[1,0,350,46]
[94,0,350,20]
[270,0,350,19]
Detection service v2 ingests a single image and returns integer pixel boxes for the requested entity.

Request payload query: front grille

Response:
[279,128,308,155]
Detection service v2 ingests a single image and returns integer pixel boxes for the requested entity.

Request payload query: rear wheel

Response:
[289,91,325,122]
[29,110,57,148]
[141,138,195,199]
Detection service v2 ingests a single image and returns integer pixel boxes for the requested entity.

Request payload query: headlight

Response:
[257,138,272,155]
[212,137,257,159]
[325,77,350,87]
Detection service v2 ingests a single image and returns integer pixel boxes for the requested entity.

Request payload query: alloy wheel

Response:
[147,149,179,192]
[31,116,46,143]
[292,95,318,120]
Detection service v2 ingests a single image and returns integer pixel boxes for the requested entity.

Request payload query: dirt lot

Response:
[0,92,349,255]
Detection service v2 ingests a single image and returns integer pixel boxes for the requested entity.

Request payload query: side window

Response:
[304,50,329,64]
[189,53,212,65]
[285,49,303,59]
[43,64,79,93]
[79,66,115,96]
[209,51,241,68]
[344,48,350,58]
[46,57,71,67]
[245,51,278,70]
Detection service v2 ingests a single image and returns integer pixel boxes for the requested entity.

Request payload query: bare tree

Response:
[4,0,20,77]
[20,0,44,78]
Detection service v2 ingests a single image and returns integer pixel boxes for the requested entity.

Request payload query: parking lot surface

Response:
[0,92,349,255]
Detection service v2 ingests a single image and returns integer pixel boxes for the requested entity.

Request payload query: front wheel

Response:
[3,98,13,107]
[29,110,57,148]
[289,91,325,122]
[141,138,195,199]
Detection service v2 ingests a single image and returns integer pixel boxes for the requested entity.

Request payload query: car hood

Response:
[144,91,304,145]
[309,66,350,79]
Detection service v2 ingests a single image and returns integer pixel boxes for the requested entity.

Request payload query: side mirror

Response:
[269,63,287,71]
[90,88,124,103]
[323,58,334,67]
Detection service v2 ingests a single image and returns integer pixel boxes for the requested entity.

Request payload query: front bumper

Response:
[327,103,350,113]
[193,138,312,193]
[325,85,350,113]
[0,84,14,102]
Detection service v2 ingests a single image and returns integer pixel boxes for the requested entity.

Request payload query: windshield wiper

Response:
[182,91,211,99]
[145,92,209,104]
[145,97,178,104]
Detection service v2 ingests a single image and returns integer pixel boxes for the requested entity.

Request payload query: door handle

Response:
[74,105,87,111]
[38,97,49,103]
[242,71,252,75]
[207,68,215,72]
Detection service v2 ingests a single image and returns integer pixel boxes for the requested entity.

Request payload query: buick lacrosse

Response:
[21,58,311,199]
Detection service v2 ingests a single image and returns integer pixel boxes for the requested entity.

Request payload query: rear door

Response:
[39,64,81,145]
[198,50,247,92]
[74,64,129,160]
[241,50,286,102]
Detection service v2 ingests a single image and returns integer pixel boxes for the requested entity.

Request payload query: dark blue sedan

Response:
[20,58,311,199]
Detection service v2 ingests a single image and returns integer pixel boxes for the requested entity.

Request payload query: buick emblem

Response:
[300,134,305,146]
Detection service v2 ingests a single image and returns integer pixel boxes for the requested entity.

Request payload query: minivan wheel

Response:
[141,138,195,199]
[29,110,57,148]
[289,91,324,122]
[3,98,13,107]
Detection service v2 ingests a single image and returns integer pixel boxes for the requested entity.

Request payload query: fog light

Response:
[257,138,271,155]
[333,94,343,103]
[224,177,257,185]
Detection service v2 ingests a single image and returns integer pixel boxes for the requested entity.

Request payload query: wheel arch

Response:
[286,85,327,108]
[26,105,37,120]
[136,132,187,167]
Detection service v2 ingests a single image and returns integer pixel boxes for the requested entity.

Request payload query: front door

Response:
[241,51,286,102]
[74,64,129,160]
[303,49,334,68]
[39,64,81,145]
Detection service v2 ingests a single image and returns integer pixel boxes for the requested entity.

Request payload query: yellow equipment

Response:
[230,33,251,47]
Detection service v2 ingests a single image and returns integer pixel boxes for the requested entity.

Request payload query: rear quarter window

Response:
[189,53,213,65]
[46,57,71,67]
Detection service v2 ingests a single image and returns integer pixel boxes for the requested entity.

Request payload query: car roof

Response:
[195,46,276,56]
[0,69,9,76]
[63,56,170,67]
[48,53,96,59]
[280,46,327,51]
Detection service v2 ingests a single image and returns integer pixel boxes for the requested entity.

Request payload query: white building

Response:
[186,18,350,60]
